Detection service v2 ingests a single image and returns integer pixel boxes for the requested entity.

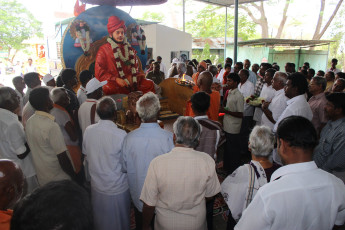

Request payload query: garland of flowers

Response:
[77,30,90,52]
[76,23,90,53]
[107,37,137,83]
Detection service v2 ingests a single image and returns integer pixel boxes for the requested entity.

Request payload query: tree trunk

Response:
[313,0,343,40]
[275,0,291,38]
[259,2,269,38]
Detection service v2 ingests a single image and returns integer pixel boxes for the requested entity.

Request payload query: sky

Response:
[17,0,342,39]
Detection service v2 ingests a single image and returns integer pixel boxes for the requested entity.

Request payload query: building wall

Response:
[226,46,328,71]
[142,24,192,71]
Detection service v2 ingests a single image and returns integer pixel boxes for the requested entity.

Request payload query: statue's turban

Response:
[107,16,126,35]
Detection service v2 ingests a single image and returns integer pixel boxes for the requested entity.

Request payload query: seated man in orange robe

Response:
[95,16,155,95]
[185,71,220,121]
[0,160,24,230]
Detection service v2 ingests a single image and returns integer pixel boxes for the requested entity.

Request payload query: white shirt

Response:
[261,89,287,130]
[253,84,276,123]
[238,80,254,116]
[77,86,87,105]
[235,161,345,230]
[78,99,100,135]
[247,70,257,86]
[159,62,167,77]
[0,108,36,178]
[83,120,128,195]
[50,107,78,146]
[15,89,24,116]
[223,88,244,134]
[273,94,313,132]
[327,68,341,74]
[25,65,36,73]
[217,67,234,82]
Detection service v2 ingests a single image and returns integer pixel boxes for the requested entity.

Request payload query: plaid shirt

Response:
[254,76,265,96]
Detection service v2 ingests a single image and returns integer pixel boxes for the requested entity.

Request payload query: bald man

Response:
[185,71,220,121]
[0,160,24,230]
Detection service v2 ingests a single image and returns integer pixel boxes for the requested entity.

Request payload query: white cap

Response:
[172,58,179,64]
[43,74,54,85]
[85,78,107,94]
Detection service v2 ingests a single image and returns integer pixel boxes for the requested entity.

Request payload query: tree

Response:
[0,0,42,63]
[185,5,258,40]
[140,11,165,22]
[240,0,343,40]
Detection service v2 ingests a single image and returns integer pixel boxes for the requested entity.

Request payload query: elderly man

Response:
[308,76,328,135]
[235,116,345,230]
[140,116,221,230]
[145,62,165,85]
[25,87,76,186]
[261,72,288,130]
[78,78,106,135]
[95,16,154,95]
[121,92,174,229]
[314,93,345,182]
[83,97,130,230]
[174,62,192,81]
[0,87,38,193]
[50,88,82,182]
[22,72,41,106]
[11,180,93,230]
[0,160,24,230]
[331,78,345,93]
[253,68,276,125]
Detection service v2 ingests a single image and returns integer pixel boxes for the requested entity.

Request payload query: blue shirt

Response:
[313,117,345,173]
[121,122,174,211]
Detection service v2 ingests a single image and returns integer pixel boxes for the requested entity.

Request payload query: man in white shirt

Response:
[121,92,174,229]
[327,58,341,74]
[23,72,41,107]
[235,116,345,230]
[78,78,106,135]
[217,57,234,83]
[140,116,220,230]
[156,56,167,77]
[77,70,93,105]
[25,58,36,73]
[0,87,38,193]
[261,72,288,130]
[238,69,254,157]
[244,59,257,86]
[83,97,130,230]
[273,73,313,132]
[12,76,26,119]
[253,68,276,125]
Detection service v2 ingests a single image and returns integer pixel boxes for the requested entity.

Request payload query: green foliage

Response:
[0,0,42,59]
[140,11,165,22]
[328,4,345,68]
[185,5,258,40]
[191,43,220,65]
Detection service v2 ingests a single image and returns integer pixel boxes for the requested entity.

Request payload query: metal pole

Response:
[234,0,238,63]
[183,0,185,32]
[224,7,227,62]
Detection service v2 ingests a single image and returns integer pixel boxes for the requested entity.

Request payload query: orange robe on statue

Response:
[185,90,220,121]
[95,42,155,95]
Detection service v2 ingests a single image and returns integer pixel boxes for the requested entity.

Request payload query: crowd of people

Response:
[0,55,345,230]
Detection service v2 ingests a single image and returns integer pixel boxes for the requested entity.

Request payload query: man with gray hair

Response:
[0,87,38,193]
[308,76,328,135]
[261,72,288,130]
[140,116,221,230]
[83,97,130,230]
[173,62,192,81]
[121,92,174,229]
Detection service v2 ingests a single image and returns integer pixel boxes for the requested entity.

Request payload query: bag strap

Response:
[245,164,256,208]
